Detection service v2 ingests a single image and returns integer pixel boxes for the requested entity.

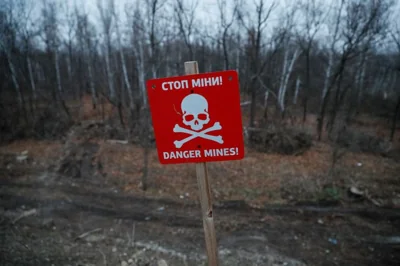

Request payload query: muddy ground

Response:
[1,171,399,266]
[1,118,400,266]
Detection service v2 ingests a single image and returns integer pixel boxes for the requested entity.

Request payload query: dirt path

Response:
[1,171,400,266]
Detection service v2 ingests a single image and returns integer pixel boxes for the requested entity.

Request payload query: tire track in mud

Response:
[2,179,400,230]
[2,177,400,266]
[2,161,400,226]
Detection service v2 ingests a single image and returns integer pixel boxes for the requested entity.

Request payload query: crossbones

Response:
[173,122,223,148]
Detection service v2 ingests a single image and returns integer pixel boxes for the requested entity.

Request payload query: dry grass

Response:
[2,129,397,208]
[69,94,116,122]
[90,139,399,207]
[1,95,398,207]
[0,140,62,162]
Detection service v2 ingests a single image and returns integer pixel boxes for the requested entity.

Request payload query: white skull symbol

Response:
[181,93,210,131]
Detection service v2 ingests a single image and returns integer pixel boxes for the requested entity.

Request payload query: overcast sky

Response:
[7,0,400,51]
[25,0,312,40]
[31,0,231,25]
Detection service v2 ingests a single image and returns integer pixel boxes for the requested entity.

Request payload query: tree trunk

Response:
[200,42,206,73]
[66,53,72,80]
[278,48,289,112]
[141,107,150,191]
[236,30,241,73]
[390,94,400,141]
[117,100,125,127]
[278,48,300,113]
[318,73,336,140]
[176,46,181,76]
[55,49,62,93]
[318,52,348,140]
[118,39,134,115]
[317,95,329,141]
[357,54,367,106]
[6,53,27,123]
[327,73,345,134]
[293,76,301,105]
[138,41,147,107]
[77,56,84,100]
[166,50,171,77]
[263,90,269,120]
[53,48,70,117]
[346,54,367,123]
[27,56,37,117]
[322,51,333,102]
[303,48,310,123]
[249,78,257,128]
[222,30,229,70]
[188,44,193,61]
[87,55,97,109]
[105,41,115,99]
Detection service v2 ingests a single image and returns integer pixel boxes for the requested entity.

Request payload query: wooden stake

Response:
[184,61,219,266]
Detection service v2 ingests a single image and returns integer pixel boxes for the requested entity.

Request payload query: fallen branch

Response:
[106,139,128,145]
[363,190,384,207]
[365,236,400,245]
[128,222,135,247]
[132,223,135,241]
[99,249,107,266]
[12,209,37,224]
[135,241,193,261]
[75,228,102,240]
[245,127,271,132]
[240,101,251,107]
[349,187,384,207]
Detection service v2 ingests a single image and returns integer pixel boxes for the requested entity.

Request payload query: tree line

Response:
[1,0,399,141]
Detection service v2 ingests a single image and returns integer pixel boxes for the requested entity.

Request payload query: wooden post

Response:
[184,61,219,266]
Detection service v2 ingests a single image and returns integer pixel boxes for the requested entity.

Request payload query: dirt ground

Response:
[1,104,400,265]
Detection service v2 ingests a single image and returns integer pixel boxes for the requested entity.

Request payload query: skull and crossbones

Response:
[173,93,223,148]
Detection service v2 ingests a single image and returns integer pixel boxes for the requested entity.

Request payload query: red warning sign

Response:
[146,70,244,164]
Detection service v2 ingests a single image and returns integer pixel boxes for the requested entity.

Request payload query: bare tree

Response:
[328,0,392,133]
[126,0,160,191]
[174,0,198,60]
[75,10,97,109]
[128,2,147,108]
[317,0,344,140]
[296,0,324,123]
[144,0,168,78]
[277,46,300,114]
[114,6,134,115]
[277,8,300,114]
[238,0,277,128]
[39,0,70,117]
[389,22,400,141]
[97,0,116,100]
[0,0,398,154]
[235,18,242,73]
[0,1,24,120]
[216,0,239,70]
[15,0,40,117]
[293,76,301,104]
[42,1,61,92]
[317,0,392,140]
[63,3,75,82]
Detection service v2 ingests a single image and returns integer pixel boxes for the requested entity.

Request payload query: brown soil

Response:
[1,138,400,266]
[1,100,399,265]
